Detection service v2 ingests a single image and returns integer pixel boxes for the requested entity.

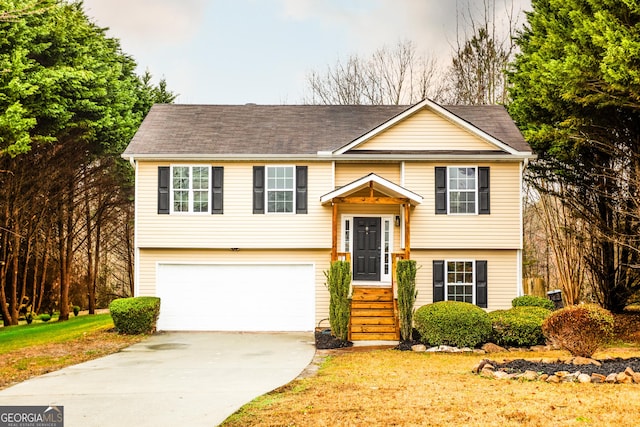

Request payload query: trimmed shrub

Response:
[39,313,51,322]
[489,306,551,347]
[109,297,161,335]
[512,295,555,311]
[414,301,491,348]
[324,261,351,341]
[72,305,81,316]
[396,260,418,341]
[542,304,614,358]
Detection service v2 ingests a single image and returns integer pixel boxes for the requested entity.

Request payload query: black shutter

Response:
[296,166,308,214]
[435,167,447,214]
[158,166,170,214]
[478,167,490,215]
[433,260,445,302]
[253,166,265,214]
[212,167,223,214]
[476,260,488,308]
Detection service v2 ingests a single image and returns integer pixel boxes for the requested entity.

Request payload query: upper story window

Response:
[171,166,210,213]
[435,166,490,215]
[253,165,307,215]
[448,167,477,214]
[267,166,294,213]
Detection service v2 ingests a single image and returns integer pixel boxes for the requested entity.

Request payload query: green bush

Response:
[109,297,161,335]
[414,301,491,348]
[512,295,555,311]
[542,304,614,358]
[489,306,551,347]
[396,260,418,341]
[324,261,351,341]
[39,313,51,322]
[72,306,81,316]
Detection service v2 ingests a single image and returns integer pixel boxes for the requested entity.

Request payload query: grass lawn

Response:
[0,314,144,390]
[222,345,640,427]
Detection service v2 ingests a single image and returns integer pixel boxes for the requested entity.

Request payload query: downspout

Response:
[129,157,140,297]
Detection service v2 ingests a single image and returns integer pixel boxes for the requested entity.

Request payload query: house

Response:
[122,99,534,339]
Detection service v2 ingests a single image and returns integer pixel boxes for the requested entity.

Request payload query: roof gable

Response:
[334,99,525,156]
[320,173,423,205]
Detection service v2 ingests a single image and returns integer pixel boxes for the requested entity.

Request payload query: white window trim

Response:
[447,166,478,215]
[444,259,476,305]
[170,165,211,215]
[341,214,394,283]
[265,165,296,214]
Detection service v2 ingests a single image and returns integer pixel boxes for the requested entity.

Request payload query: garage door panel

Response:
[156,264,314,331]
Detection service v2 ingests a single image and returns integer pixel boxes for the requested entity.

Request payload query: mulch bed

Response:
[494,357,640,376]
[314,330,353,349]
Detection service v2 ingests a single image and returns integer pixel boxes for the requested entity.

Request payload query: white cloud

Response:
[82,0,208,45]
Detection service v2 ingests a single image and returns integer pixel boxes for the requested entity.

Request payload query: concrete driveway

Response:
[0,332,315,426]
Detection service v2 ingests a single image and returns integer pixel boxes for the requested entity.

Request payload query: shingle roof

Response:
[123,103,531,157]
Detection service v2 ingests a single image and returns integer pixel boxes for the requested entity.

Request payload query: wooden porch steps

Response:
[350,287,399,341]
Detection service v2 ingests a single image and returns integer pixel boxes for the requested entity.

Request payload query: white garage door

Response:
[156,263,315,331]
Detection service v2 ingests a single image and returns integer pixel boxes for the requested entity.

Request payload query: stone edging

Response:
[472,358,640,384]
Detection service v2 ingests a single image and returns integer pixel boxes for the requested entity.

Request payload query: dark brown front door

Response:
[353,217,381,281]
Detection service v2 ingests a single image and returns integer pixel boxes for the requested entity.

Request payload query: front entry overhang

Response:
[320,173,423,262]
[320,173,423,206]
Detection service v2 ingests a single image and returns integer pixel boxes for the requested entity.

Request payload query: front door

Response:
[353,217,381,281]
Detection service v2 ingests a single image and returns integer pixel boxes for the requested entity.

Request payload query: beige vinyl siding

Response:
[411,249,519,311]
[335,163,400,187]
[352,108,498,152]
[138,248,331,326]
[404,162,522,249]
[136,161,333,249]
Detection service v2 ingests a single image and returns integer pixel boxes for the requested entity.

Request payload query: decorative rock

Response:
[605,373,618,383]
[482,343,507,353]
[546,375,560,383]
[473,349,487,354]
[578,373,592,383]
[591,373,606,383]
[460,347,473,353]
[624,367,635,377]
[563,372,581,382]
[616,372,632,384]
[493,371,511,379]
[521,370,539,381]
[554,371,571,379]
[632,373,640,384]
[411,344,426,352]
[472,360,490,373]
[538,374,549,382]
[480,368,495,378]
[572,357,602,366]
[541,358,560,364]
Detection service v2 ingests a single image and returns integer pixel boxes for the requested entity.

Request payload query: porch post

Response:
[404,203,411,259]
[331,201,338,261]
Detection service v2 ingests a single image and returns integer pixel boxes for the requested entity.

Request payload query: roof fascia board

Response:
[122,153,536,162]
[331,99,524,156]
[320,173,423,205]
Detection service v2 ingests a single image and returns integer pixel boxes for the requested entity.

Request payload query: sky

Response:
[81,0,531,105]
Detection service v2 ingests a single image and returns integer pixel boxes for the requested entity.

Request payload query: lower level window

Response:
[446,261,473,303]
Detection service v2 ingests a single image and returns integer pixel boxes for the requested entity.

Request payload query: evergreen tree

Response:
[509,0,640,311]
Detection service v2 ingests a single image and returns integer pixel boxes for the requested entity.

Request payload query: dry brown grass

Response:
[0,330,144,390]
[222,346,640,427]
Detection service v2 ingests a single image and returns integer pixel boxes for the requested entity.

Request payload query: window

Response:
[446,261,474,303]
[171,166,210,213]
[448,167,476,214]
[433,260,487,308]
[266,166,294,213]
[435,166,490,215]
